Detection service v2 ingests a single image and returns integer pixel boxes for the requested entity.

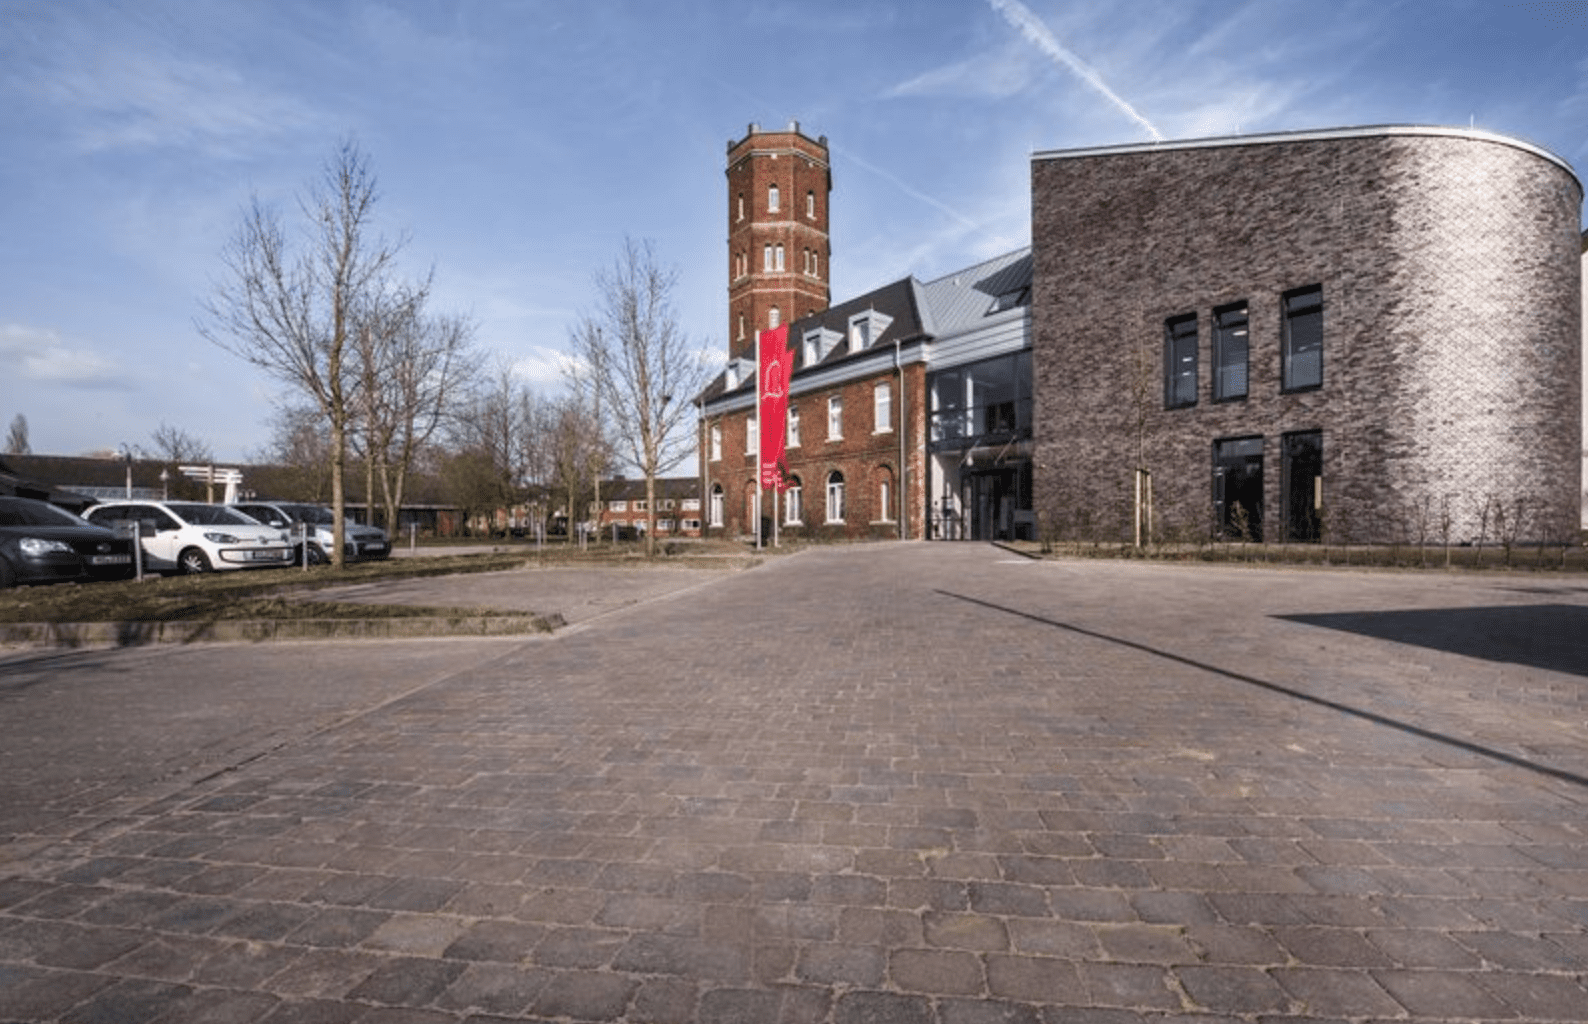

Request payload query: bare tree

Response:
[200,140,405,567]
[568,238,715,555]
[545,381,613,539]
[5,414,30,455]
[149,422,213,464]
[250,404,333,502]
[350,283,479,533]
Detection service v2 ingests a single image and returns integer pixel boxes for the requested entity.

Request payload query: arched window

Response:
[769,306,780,328]
[710,484,724,527]
[874,465,896,523]
[737,194,744,222]
[763,244,773,272]
[768,184,780,212]
[806,190,815,218]
[775,244,785,271]
[784,476,803,525]
[826,470,845,524]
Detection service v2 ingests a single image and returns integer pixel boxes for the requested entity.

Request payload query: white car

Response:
[84,500,294,574]
[229,501,391,564]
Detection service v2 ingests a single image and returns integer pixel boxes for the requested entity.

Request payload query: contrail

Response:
[987,0,1163,141]
[831,143,978,228]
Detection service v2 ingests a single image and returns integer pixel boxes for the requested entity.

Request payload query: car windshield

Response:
[167,503,255,527]
[285,505,335,525]
[0,498,89,528]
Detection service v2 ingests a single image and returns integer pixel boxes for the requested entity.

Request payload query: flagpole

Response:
[755,328,762,551]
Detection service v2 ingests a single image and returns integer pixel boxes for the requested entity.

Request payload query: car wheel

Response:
[305,545,328,566]
[178,548,212,574]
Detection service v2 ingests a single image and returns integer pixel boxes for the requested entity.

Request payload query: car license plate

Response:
[252,549,283,561]
[90,554,131,565]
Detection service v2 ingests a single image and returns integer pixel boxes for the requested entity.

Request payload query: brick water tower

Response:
[726,122,831,354]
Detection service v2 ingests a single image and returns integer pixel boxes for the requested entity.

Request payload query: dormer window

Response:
[847,309,894,353]
[988,287,1029,314]
[768,184,780,212]
[803,327,842,365]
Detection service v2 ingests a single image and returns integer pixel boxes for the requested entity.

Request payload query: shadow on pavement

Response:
[1279,604,1588,678]
[938,590,1588,791]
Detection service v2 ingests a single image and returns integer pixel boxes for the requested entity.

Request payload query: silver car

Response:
[230,501,391,565]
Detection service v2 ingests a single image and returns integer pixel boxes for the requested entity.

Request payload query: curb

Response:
[0,614,562,648]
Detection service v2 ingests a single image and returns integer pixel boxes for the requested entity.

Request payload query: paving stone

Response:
[889,948,985,995]
[1270,967,1403,1017]
[529,969,637,1021]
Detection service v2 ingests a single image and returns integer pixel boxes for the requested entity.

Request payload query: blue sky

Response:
[3,0,1585,461]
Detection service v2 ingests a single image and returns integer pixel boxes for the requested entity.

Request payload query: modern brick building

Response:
[1031,126,1582,545]
[702,124,1582,546]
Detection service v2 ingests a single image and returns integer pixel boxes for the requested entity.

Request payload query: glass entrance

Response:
[1213,437,1264,542]
[962,464,1031,541]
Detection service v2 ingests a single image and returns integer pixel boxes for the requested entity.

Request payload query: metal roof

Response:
[916,248,1032,338]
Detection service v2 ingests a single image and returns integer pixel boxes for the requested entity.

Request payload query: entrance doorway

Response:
[962,465,1031,541]
[1213,437,1264,542]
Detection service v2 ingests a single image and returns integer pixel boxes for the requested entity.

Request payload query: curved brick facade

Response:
[1030,127,1583,544]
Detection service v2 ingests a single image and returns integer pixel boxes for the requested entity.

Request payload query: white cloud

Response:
[0,324,125,388]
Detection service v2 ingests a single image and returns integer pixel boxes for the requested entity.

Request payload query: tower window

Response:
[768,184,780,212]
[737,194,744,222]
[763,245,773,272]
[775,244,785,271]
[769,307,781,328]
[807,190,815,218]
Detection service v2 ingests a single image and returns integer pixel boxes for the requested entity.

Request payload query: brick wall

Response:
[704,363,928,541]
[1031,129,1583,544]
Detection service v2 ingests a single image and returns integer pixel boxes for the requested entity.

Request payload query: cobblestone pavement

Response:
[2,543,1587,1023]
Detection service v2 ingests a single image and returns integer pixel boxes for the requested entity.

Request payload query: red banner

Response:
[758,324,790,490]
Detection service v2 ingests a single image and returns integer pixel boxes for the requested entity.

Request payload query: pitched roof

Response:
[916,248,1032,338]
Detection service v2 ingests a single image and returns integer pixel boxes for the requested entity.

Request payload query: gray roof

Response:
[916,248,1032,338]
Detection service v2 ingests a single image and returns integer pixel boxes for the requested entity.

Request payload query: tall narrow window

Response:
[1283,286,1323,391]
[786,404,800,447]
[763,244,773,272]
[710,485,724,527]
[806,190,815,217]
[827,396,843,440]
[826,471,845,523]
[1164,313,1198,408]
[769,307,780,329]
[737,194,744,221]
[737,313,745,341]
[710,423,722,461]
[784,477,803,524]
[746,414,757,454]
[874,381,892,433]
[774,244,785,271]
[811,252,819,278]
[768,184,779,212]
[1213,302,1249,401]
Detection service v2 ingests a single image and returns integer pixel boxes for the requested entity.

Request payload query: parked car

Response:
[228,501,391,564]
[83,500,294,574]
[0,496,136,587]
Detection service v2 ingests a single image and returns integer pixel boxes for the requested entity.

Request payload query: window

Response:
[658,519,674,533]
[827,395,843,440]
[775,244,784,271]
[737,194,744,221]
[769,306,780,329]
[746,413,757,454]
[826,471,845,523]
[811,252,819,278]
[1164,313,1198,409]
[610,500,628,512]
[682,518,700,531]
[633,500,647,512]
[1283,286,1323,391]
[784,477,803,524]
[875,466,896,523]
[768,184,779,212]
[710,423,722,461]
[874,381,892,433]
[847,309,892,353]
[787,404,800,447]
[806,190,815,218]
[737,314,745,341]
[988,287,1029,314]
[709,485,724,527]
[681,498,700,511]
[763,244,773,271]
[1213,301,1249,401]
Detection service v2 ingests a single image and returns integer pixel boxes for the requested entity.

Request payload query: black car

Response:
[0,496,136,587]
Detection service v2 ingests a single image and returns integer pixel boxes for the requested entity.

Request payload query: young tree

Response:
[5,414,30,455]
[200,140,405,567]
[568,238,715,555]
